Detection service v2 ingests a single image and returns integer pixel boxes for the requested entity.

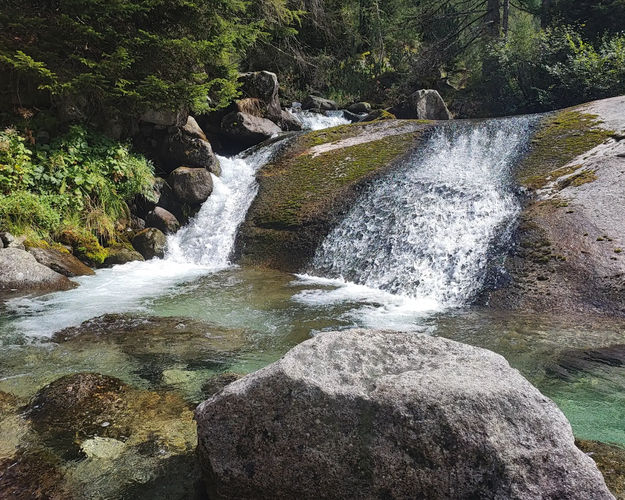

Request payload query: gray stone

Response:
[221,112,281,148]
[145,207,181,235]
[277,110,303,131]
[103,248,145,267]
[131,228,167,260]
[169,167,213,205]
[27,247,95,277]
[196,330,612,500]
[347,102,372,114]
[0,248,76,292]
[0,232,25,250]
[302,95,338,112]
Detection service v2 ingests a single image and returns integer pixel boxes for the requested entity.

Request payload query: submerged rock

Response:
[0,248,76,293]
[196,330,612,500]
[27,246,95,277]
[577,439,625,499]
[131,228,167,260]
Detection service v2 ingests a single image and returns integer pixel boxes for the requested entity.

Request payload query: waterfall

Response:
[299,117,535,310]
[292,110,350,131]
[6,142,284,337]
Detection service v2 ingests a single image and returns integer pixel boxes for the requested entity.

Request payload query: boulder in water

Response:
[102,248,145,267]
[196,330,612,499]
[221,111,281,147]
[145,206,181,235]
[0,248,76,293]
[27,246,95,277]
[302,95,338,112]
[391,89,452,120]
[159,131,221,175]
[169,166,214,206]
[131,228,167,259]
[277,110,303,131]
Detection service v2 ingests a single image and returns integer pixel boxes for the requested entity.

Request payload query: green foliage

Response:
[0,126,154,242]
[0,0,297,117]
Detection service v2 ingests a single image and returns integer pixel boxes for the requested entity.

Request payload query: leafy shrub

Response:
[0,126,154,243]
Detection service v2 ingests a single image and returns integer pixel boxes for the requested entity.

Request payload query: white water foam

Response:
[295,117,535,322]
[6,144,283,337]
[292,110,350,131]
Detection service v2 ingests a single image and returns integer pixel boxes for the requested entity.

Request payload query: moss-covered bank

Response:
[235,119,433,271]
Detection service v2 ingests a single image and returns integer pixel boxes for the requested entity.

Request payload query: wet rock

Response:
[131,228,167,260]
[577,439,625,499]
[146,206,181,235]
[221,111,281,148]
[391,89,452,120]
[169,166,214,205]
[341,110,362,123]
[0,248,76,293]
[0,232,25,250]
[103,248,145,267]
[196,329,611,500]
[347,102,372,114]
[27,372,196,462]
[27,247,95,277]
[0,450,71,500]
[52,314,246,367]
[302,95,338,112]
[277,110,303,131]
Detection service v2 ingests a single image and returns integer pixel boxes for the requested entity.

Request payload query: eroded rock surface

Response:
[196,329,612,500]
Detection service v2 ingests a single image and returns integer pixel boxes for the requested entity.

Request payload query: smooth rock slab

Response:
[0,248,76,293]
[27,246,95,277]
[196,330,613,500]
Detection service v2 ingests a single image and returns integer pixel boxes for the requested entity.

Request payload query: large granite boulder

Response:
[169,166,214,205]
[0,248,76,293]
[196,330,612,500]
[131,228,167,260]
[392,89,452,120]
[27,247,95,277]
[221,111,281,148]
[159,131,220,175]
[102,248,145,267]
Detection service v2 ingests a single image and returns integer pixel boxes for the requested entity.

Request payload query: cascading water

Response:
[6,143,284,337]
[295,117,535,316]
[292,110,350,130]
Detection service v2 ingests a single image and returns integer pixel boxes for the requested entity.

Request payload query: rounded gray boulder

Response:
[169,166,214,206]
[0,248,76,293]
[196,330,613,500]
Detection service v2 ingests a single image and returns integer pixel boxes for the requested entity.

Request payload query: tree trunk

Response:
[502,0,510,39]
[485,0,501,37]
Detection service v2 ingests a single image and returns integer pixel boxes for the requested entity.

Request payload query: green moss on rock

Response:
[577,439,625,499]
[519,110,613,189]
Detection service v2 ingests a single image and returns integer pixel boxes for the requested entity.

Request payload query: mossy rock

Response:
[519,109,613,190]
[235,119,433,271]
[57,228,109,266]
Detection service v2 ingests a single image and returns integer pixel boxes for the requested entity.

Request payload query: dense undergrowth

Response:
[0,126,154,261]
